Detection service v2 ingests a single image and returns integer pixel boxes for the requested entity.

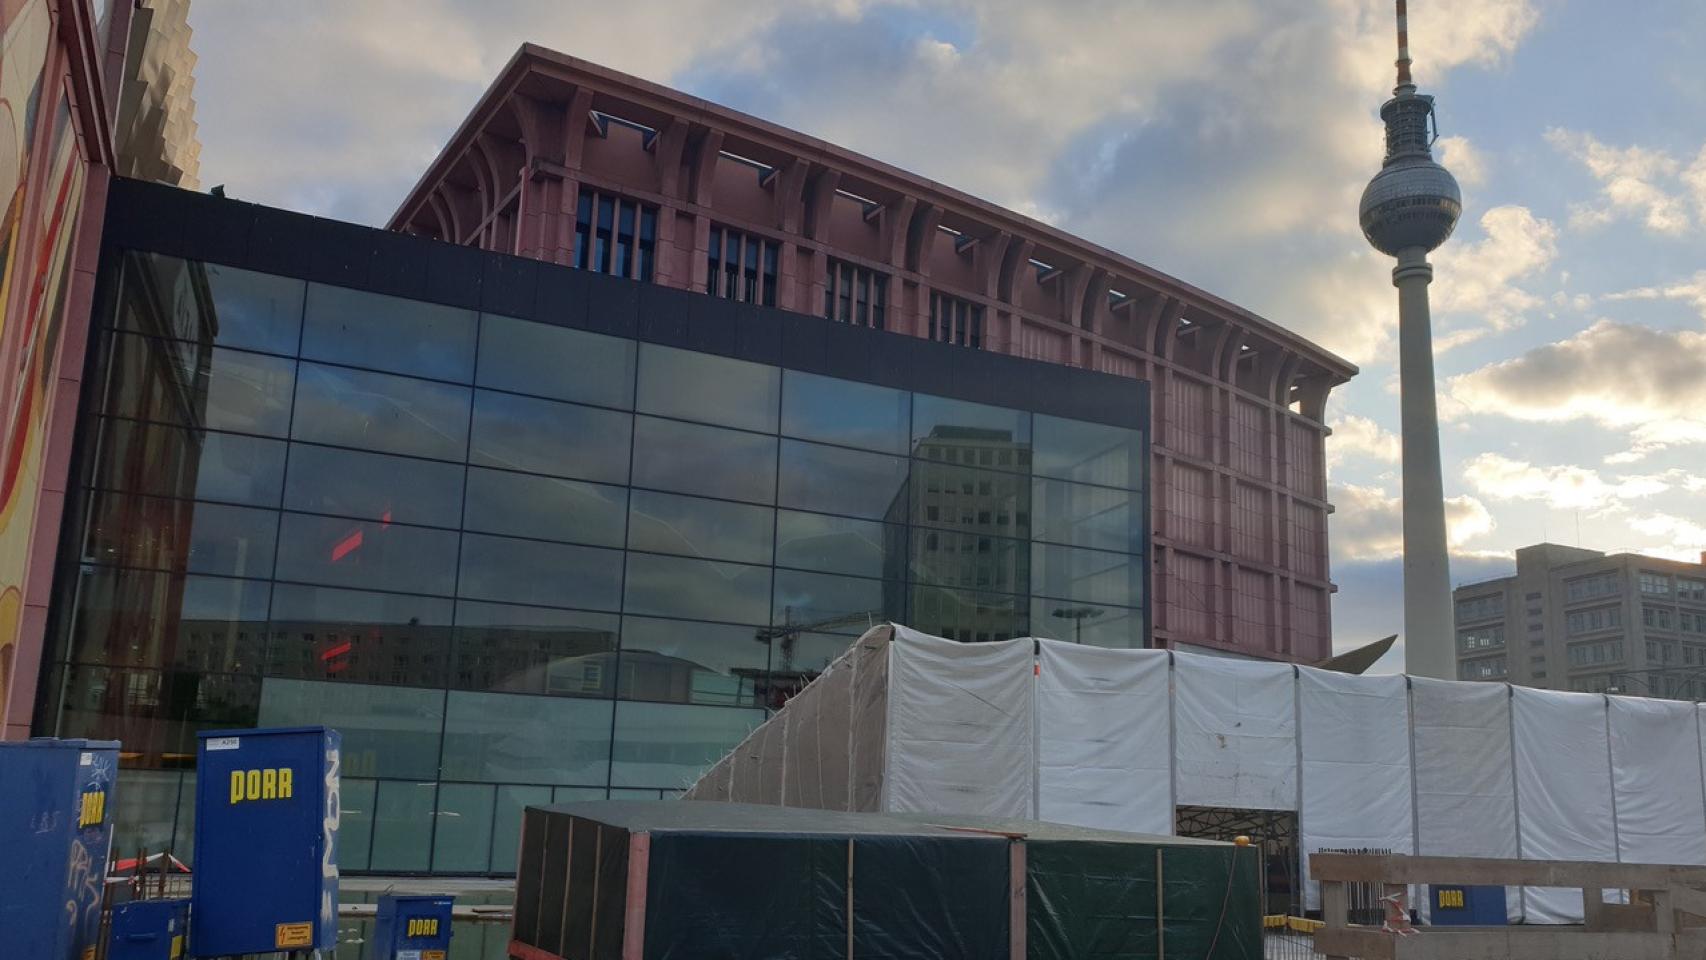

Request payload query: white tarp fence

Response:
[1036,640,1172,835]
[691,625,1706,924]
[1297,669,1413,911]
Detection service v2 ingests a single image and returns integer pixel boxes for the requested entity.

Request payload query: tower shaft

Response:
[1395,247,1454,679]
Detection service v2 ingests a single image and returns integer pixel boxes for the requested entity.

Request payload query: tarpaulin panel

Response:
[562,816,603,955]
[1161,845,1262,960]
[1609,696,1706,866]
[594,822,631,960]
[1410,677,1518,922]
[535,812,575,956]
[1037,641,1172,834]
[849,833,1011,960]
[1026,838,1157,960]
[1298,668,1411,911]
[785,650,854,811]
[848,626,893,812]
[513,806,548,947]
[643,833,846,960]
[886,628,1034,817]
[1512,687,1616,924]
[1174,652,1297,811]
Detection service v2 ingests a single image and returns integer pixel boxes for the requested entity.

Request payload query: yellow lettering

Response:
[279,767,293,799]
[231,771,244,804]
[246,769,261,800]
[262,768,277,800]
[78,792,105,827]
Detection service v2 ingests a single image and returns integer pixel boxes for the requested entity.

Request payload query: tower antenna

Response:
[1395,0,1414,90]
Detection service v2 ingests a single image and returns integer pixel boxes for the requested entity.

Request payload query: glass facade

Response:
[39,247,1147,874]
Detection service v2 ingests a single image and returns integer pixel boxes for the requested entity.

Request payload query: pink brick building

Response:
[391,46,1357,661]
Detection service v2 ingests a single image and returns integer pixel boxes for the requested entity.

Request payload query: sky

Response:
[184,0,1706,672]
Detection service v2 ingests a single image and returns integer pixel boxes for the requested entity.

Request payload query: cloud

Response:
[1434,135,1487,188]
[1447,319,1706,460]
[1327,414,1401,467]
[1330,482,1494,562]
[1430,205,1558,341]
[1627,514,1706,563]
[1546,128,1698,236]
[1461,453,1674,511]
[1604,270,1706,320]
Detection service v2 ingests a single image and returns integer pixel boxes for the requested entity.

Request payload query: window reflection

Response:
[477,315,635,409]
[292,362,470,461]
[622,553,771,624]
[265,584,453,687]
[369,780,438,872]
[1031,478,1142,554]
[87,419,286,508]
[105,332,296,436]
[781,371,909,453]
[774,510,899,580]
[609,700,764,789]
[908,585,1028,643]
[1031,543,1143,608]
[258,678,445,780]
[80,492,277,580]
[777,440,909,521]
[631,416,776,504]
[492,785,552,873]
[636,344,779,433]
[60,567,269,670]
[274,512,460,596]
[627,490,774,565]
[457,534,623,611]
[909,528,1028,596]
[118,253,305,357]
[911,395,1030,452]
[451,601,618,696]
[910,461,1030,539]
[1031,600,1144,648]
[432,783,496,873]
[1033,415,1143,490]
[463,468,627,548]
[302,283,477,382]
[339,779,377,871]
[440,691,612,785]
[283,443,465,529]
[771,569,894,633]
[617,617,770,707]
[56,664,260,764]
[469,390,631,484]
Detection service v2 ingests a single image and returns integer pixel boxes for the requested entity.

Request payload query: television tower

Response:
[1358,0,1461,679]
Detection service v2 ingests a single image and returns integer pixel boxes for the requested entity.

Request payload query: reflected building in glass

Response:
[35,180,1151,874]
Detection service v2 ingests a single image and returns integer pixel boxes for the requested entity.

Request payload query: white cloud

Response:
[1327,414,1401,467]
[1447,319,1706,460]
[1604,270,1706,320]
[1460,453,1673,511]
[1434,135,1487,187]
[1627,514,1706,563]
[1685,145,1706,222]
[1546,128,1698,236]
[1431,205,1558,342]
[1330,482,1494,561]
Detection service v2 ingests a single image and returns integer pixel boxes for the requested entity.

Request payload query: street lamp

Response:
[1051,606,1104,644]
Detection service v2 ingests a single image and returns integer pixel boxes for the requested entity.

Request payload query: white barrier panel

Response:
[1036,641,1172,834]
[1174,652,1297,811]
[1298,669,1412,911]
[884,627,1035,817]
[1410,676,1519,921]
[1609,696,1706,866]
[1512,687,1616,923]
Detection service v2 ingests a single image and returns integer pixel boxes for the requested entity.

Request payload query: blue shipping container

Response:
[108,898,190,960]
[372,894,454,960]
[190,726,341,956]
[0,737,120,960]
[1430,884,1507,925]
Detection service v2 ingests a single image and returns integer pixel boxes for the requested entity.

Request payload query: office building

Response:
[1455,544,1706,699]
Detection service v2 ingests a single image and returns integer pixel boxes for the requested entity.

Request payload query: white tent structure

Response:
[684,624,1706,924]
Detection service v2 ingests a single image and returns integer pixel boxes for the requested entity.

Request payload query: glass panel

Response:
[1033,415,1143,489]
[909,528,1029,596]
[622,553,771,624]
[54,665,258,762]
[477,314,635,409]
[292,362,470,461]
[257,678,444,779]
[554,786,607,803]
[338,778,377,871]
[780,372,910,454]
[105,333,297,436]
[617,617,769,707]
[452,602,618,696]
[777,440,909,521]
[60,567,269,669]
[1032,599,1144,648]
[1031,543,1143,607]
[432,782,496,873]
[109,769,182,859]
[274,512,459,596]
[609,700,764,789]
[469,390,632,484]
[463,468,627,548]
[87,419,286,507]
[301,283,477,382]
[172,772,198,862]
[456,534,623,611]
[440,691,613,785]
[121,254,306,355]
[283,443,465,529]
[1031,478,1143,554]
[774,510,899,580]
[627,490,774,565]
[265,584,454,687]
[635,344,779,433]
[370,780,437,873]
[80,492,277,579]
[911,394,1030,454]
[491,784,552,873]
[771,569,893,631]
[910,462,1031,539]
[631,416,776,504]
[908,586,1028,642]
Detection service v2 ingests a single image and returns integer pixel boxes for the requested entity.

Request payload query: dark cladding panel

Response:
[247,204,316,278]
[423,238,485,311]
[584,269,640,337]
[636,282,693,349]
[533,258,590,325]
[779,310,829,374]
[306,216,377,288]
[735,305,785,366]
[480,251,539,319]
[366,230,436,302]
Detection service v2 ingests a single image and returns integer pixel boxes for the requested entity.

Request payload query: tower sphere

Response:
[1359,156,1461,257]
